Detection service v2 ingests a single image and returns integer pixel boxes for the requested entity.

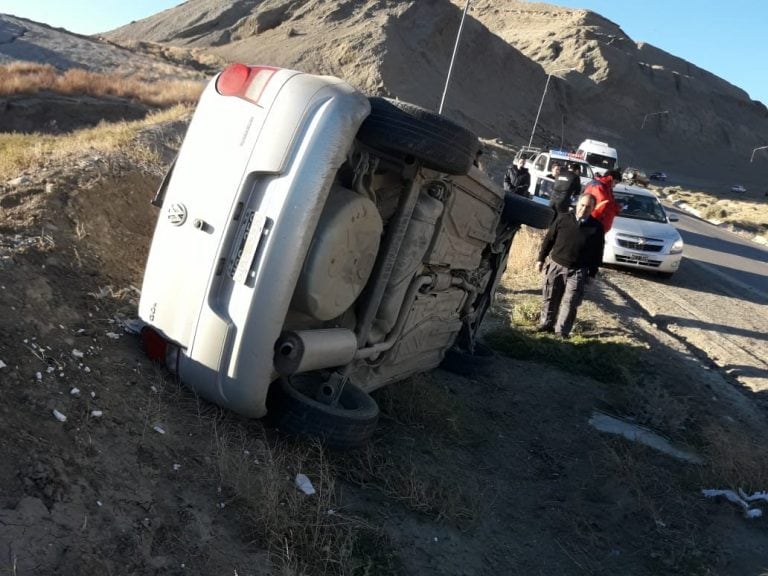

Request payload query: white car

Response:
[602,184,683,278]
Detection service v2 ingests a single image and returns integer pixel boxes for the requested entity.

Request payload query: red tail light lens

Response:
[215,63,278,104]
[141,327,169,362]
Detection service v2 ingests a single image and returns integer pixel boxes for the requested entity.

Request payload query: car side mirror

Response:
[668,214,679,222]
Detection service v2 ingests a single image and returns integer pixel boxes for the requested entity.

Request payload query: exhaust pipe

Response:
[273,329,358,376]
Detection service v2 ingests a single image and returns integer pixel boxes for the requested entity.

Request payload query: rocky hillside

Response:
[102,0,768,190]
[3,1,766,189]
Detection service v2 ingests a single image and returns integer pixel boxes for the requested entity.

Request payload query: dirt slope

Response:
[2,137,768,573]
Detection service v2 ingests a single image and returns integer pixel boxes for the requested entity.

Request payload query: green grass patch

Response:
[484,326,644,386]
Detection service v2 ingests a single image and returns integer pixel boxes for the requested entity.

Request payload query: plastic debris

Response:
[105,332,121,340]
[84,366,91,373]
[173,464,181,471]
[589,411,702,463]
[0,360,6,369]
[702,489,766,518]
[90,391,96,398]
[153,425,166,435]
[72,349,84,359]
[124,318,146,335]
[35,372,42,381]
[52,409,67,422]
[47,366,55,374]
[294,473,316,496]
[70,387,81,396]
[90,410,103,418]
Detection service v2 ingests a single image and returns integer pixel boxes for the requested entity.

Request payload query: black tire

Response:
[267,374,379,449]
[357,97,479,175]
[440,342,495,378]
[502,193,555,229]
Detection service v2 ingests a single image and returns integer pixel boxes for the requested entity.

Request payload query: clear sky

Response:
[2,0,767,105]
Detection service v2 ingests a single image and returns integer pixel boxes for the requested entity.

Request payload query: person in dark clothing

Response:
[503,157,531,197]
[535,193,604,338]
[546,163,581,214]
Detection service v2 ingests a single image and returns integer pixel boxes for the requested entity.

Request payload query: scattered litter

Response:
[123,318,146,334]
[90,391,96,398]
[96,500,102,507]
[150,386,158,393]
[35,372,42,381]
[105,332,121,340]
[72,349,84,359]
[59,372,65,378]
[76,328,85,334]
[70,387,81,396]
[173,464,181,471]
[702,489,766,518]
[153,425,166,435]
[0,360,6,369]
[84,367,91,374]
[47,366,55,374]
[90,410,103,418]
[588,411,702,463]
[294,473,316,496]
[52,409,67,422]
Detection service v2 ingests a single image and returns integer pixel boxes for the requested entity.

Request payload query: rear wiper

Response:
[151,156,177,208]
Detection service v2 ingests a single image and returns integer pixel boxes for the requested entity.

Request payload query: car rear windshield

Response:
[615,192,667,223]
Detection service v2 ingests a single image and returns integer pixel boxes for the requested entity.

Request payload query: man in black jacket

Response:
[535,193,604,338]
[503,157,531,197]
[546,163,581,214]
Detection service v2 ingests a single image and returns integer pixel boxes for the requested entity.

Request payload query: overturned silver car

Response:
[139,64,551,447]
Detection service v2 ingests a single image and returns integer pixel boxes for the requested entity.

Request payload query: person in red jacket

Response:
[584,169,622,232]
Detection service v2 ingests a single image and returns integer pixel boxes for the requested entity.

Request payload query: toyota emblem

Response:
[167,203,188,226]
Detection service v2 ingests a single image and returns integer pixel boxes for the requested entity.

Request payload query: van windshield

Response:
[585,152,616,170]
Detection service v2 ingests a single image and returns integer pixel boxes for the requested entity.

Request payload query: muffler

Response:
[273,329,358,376]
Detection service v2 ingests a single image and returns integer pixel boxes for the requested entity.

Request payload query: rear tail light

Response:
[215,63,278,104]
[140,327,179,374]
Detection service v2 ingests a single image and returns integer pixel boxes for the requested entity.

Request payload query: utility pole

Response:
[439,0,471,115]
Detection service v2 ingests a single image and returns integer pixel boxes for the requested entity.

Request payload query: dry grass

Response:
[698,423,768,492]
[0,104,190,180]
[0,62,204,106]
[656,185,768,240]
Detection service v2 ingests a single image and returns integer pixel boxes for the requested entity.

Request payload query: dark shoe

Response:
[554,331,570,339]
[534,325,554,334]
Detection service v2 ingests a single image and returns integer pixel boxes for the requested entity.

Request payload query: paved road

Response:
[602,206,768,396]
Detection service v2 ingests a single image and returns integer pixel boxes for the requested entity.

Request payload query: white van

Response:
[576,139,618,176]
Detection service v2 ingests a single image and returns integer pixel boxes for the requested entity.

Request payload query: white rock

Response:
[153,425,166,435]
[84,367,91,373]
[90,410,103,418]
[70,387,81,396]
[35,372,42,381]
[0,360,7,369]
[72,349,84,359]
[52,409,67,422]
[294,473,316,496]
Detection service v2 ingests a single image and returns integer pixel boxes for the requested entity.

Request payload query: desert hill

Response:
[102,0,767,191]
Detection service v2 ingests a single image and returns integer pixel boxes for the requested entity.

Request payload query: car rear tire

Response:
[357,97,479,175]
[440,342,495,378]
[502,193,555,229]
[267,374,379,449]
